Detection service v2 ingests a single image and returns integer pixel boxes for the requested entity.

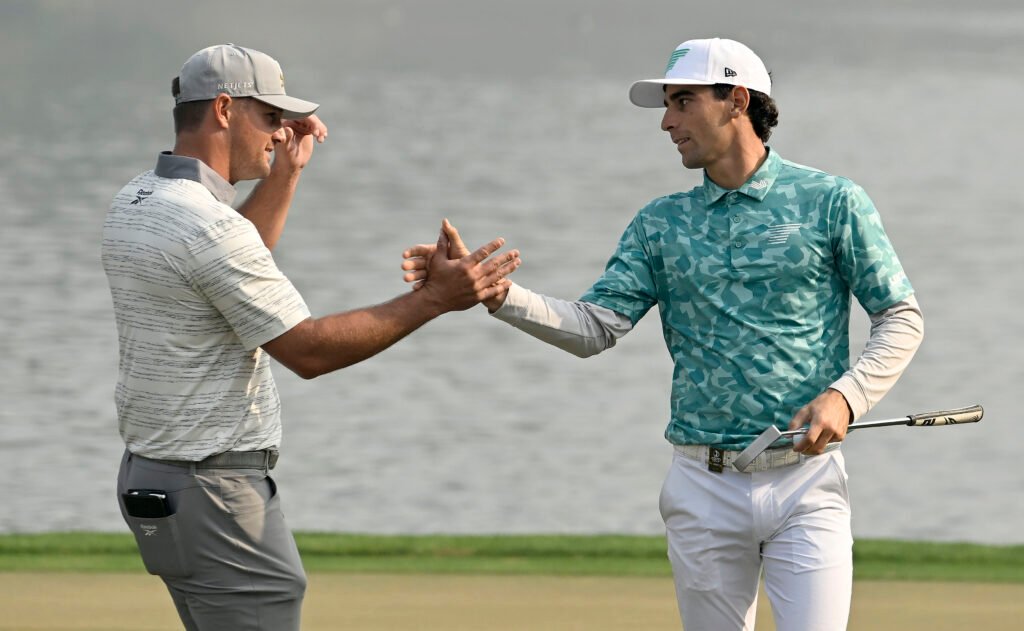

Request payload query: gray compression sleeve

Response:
[828,294,925,420]
[489,283,633,357]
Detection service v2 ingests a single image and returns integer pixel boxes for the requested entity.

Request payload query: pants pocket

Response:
[217,474,272,515]
[660,455,721,591]
[125,513,192,578]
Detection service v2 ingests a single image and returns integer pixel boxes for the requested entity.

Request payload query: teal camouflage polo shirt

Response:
[580,149,914,449]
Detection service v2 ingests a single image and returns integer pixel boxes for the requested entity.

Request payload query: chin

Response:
[235,164,272,182]
[255,157,273,178]
[680,154,705,170]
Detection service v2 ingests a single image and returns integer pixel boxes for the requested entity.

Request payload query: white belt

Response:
[674,442,839,473]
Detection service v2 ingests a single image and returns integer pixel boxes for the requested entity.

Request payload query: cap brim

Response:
[629,78,715,108]
[253,94,320,119]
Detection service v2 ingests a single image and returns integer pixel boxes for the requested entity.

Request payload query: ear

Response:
[730,85,751,117]
[212,94,233,129]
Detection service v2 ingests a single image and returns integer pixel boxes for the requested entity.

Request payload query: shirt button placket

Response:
[730,203,742,249]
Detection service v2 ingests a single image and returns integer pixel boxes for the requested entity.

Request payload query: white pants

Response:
[659,448,852,631]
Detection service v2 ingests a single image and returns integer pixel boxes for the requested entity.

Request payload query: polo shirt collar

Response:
[702,148,781,205]
[155,152,237,205]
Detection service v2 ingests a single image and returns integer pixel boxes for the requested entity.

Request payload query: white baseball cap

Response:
[629,38,771,108]
[173,44,319,119]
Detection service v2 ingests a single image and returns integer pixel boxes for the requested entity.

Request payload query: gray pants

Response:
[117,450,307,630]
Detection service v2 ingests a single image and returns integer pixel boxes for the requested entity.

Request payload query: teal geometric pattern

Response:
[580,150,914,449]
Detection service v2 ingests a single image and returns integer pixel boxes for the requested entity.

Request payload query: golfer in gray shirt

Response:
[103,44,520,630]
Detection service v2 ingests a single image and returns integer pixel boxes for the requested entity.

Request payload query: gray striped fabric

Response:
[102,156,310,460]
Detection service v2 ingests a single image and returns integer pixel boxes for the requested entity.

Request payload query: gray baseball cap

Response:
[173,44,319,119]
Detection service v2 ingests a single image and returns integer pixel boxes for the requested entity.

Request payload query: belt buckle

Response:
[708,447,725,473]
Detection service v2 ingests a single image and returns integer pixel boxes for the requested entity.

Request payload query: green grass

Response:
[1,533,1021,583]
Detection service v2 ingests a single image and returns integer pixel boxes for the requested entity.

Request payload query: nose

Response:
[661,108,674,132]
[272,127,287,143]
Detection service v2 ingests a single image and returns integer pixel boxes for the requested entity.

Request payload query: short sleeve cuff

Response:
[242,302,312,351]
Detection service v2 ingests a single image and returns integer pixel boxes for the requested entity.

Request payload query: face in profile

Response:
[228,99,285,183]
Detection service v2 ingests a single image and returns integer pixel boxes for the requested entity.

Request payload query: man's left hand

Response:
[788,389,852,455]
[285,114,328,143]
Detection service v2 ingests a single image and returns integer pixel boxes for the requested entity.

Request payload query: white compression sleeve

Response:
[828,294,925,420]
[489,283,633,357]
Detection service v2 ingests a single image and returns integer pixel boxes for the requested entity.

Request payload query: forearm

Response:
[829,295,924,420]
[490,283,632,357]
[236,168,301,250]
[265,290,443,379]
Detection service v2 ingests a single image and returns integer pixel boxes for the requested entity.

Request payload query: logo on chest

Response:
[765,223,801,245]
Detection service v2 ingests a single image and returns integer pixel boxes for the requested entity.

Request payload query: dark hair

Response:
[172,99,212,135]
[711,83,779,143]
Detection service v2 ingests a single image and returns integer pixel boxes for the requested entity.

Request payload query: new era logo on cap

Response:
[630,38,772,108]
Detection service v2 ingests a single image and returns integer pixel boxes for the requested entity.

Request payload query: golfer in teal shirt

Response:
[581,148,914,448]
[402,37,923,631]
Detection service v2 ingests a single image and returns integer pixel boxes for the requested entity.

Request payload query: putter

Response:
[731,404,984,472]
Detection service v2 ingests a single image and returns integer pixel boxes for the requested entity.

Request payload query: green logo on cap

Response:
[665,48,690,73]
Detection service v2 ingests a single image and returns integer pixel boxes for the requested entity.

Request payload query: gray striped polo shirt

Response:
[102,153,310,460]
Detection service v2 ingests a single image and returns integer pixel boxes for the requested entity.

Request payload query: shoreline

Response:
[2,532,1021,583]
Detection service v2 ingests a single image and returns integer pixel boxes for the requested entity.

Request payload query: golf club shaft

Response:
[778,404,984,438]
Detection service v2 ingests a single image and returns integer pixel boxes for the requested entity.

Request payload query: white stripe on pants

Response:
[659,448,852,631]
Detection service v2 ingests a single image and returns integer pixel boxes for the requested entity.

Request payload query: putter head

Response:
[732,425,783,472]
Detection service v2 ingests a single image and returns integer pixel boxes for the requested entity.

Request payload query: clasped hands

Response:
[402,219,520,313]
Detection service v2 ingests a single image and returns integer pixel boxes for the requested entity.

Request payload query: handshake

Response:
[400,219,519,313]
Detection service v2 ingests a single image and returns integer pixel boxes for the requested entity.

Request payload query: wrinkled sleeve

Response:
[490,283,633,357]
[578,216,659,325]
[829,295,924,420]
[831,183,914,313]
[186,217,310,351]
[829,184,921,419]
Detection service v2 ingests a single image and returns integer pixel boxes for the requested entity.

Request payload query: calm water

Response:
[2,1,1022,543]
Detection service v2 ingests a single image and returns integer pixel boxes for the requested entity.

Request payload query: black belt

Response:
[144,449,278,470]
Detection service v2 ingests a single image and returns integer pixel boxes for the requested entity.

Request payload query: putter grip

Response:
[907,404,983,426]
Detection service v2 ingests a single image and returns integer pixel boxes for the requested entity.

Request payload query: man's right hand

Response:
[402,219,514,312]
[413,220,520,314]
[263,222,518,380]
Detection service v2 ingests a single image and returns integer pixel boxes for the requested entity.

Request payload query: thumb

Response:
[278,126,294,145]
[788,407,810,432]
[436,222,450,253]
[443,218,471,259]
